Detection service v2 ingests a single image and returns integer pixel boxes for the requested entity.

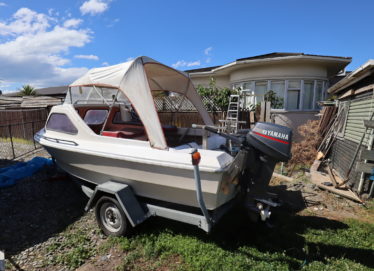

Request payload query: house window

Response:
[84,109,108,125]
[255,81,267,103]
[269,81,285,109]
[235,79,326,111]
[287,80,301,110]
[303,80,314,109]
[315,81,323,108]
[46,113,78,134]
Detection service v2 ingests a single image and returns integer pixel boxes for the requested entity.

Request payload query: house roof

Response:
[35,86,68,96]
[327,59,374,94]
[185,52,352,76]
[2,85,68,97]
[236,52,351,62]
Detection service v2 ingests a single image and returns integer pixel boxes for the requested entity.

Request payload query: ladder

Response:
[221,95,242,133]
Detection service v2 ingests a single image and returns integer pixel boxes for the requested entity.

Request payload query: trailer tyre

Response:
[95,196,129,237]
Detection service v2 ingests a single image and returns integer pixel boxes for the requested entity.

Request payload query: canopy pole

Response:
[99,89,120,135]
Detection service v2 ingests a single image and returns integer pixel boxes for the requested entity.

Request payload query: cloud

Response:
[0,7,51,36]
[80,0,110,16]
[74,54,99,60]
[204,46,213,56]
[63,18,83,28]
[126,57,134,61]
[0,2,6,7]
[106,18,119,27]
[203,46,213,63]
[102,61,109,66]
[172,60,201,69]
[0,8,92,88]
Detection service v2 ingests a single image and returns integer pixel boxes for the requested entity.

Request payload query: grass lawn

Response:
[94,205,374,271]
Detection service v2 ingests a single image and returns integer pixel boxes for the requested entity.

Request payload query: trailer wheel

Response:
[95,196,129,237]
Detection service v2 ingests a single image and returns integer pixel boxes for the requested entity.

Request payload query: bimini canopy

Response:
[69,56,213,149]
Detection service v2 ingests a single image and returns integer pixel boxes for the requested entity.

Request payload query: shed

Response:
[321,60,374,197]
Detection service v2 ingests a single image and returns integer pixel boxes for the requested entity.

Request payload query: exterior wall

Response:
[341,90,374,146]
[229,62,327,83]
[329,90,374,194]
[271,111,319,141]
[190,75,230,88]
[330,138,368,192]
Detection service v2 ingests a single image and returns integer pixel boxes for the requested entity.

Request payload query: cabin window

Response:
[84,109,108,125]
[66,86,119,105]
[46,113,78,134]
[113,110,140,124]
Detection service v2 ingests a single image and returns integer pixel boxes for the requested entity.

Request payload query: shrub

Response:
[287,120,321,175]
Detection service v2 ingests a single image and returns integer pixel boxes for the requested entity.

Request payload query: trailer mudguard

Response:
[85,181,149,227]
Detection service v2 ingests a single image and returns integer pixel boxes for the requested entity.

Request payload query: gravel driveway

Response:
[0,160,87,260]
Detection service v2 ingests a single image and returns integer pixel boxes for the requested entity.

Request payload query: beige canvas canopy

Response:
[69,56,213,149]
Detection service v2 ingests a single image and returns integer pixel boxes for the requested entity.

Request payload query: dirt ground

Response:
[0,151,373,270]
[269,176,373,224]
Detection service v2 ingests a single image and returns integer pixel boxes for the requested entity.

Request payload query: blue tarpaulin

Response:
[0,157,53,188]
[370,169,374,181]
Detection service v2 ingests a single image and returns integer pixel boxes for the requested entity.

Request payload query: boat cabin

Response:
[45,57,225,151]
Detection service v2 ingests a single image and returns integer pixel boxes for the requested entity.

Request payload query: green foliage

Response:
[41,209,374,271]
[20,84,35,96]
[264,90,284,109]
[46,229,94,269]
[197,77,238,111]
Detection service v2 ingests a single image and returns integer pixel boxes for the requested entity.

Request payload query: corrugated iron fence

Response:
[0,108,48,160]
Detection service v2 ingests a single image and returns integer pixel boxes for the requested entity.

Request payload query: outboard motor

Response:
[242,122,292,221]
[192,122,292,222]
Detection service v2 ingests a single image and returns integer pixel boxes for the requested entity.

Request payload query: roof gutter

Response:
[190,55,351,77]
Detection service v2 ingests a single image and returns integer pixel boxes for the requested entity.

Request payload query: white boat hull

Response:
[44,144,246,210]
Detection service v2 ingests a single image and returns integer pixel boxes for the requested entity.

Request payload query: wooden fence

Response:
[0,108,49,126]
[158,110,255,129]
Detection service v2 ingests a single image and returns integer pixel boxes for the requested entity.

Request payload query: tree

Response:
[264,90,284,109]
[20,85,35,96]
[196,78,238,111]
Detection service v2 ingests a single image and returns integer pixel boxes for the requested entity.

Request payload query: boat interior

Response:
[74,103,204,148]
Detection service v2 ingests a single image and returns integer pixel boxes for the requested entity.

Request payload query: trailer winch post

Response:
[191,149,212,229]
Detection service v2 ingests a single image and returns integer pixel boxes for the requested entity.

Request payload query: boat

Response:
[35,56,292,231]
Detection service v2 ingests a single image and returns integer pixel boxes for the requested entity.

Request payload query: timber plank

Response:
[360,149,374,161]
[355,162,374,174]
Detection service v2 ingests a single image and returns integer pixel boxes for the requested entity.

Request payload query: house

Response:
[186,53,351,137]
[321,60,374,197]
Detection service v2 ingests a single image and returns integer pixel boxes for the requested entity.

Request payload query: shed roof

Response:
[327,60,374,94]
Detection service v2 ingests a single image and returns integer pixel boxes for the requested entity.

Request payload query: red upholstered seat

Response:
[102,129,144,138]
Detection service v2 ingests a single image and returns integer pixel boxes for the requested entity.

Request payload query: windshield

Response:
[65,86,130,105]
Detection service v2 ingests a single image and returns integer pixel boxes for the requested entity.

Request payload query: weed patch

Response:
[108,214,374,271]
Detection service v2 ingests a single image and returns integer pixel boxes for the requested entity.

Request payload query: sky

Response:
[0,0,373,92]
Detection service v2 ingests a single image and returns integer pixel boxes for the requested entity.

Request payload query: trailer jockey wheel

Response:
[95,196,129,236]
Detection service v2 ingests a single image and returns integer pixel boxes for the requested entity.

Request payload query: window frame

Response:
[233,79,327,111]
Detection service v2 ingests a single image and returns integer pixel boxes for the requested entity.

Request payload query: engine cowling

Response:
[246,122,292,162]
